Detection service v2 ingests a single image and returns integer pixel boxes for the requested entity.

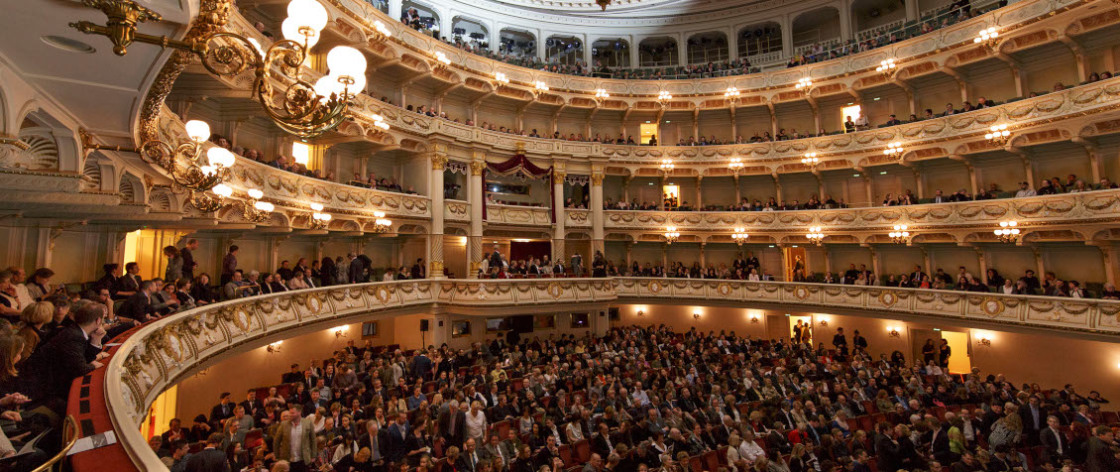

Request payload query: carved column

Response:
[623,176,632,203]
[838,0,853,42]
[869,246,882,285]
[912,167,925,200]
[905,0,918,22]
[661,243,668,268]
[429,150,448,278]
[695,175,703,209]
[1032,246,1046,280]
[975,246,988,284]
[863,175,873,206]
[965,162,978,197]
[468,154,486,278]
[733,175,742,203]
[781,14,793,58]
[699,242,706,267]
[822,246,832,276]
[552,164,567,263]
[773,173,783,203]
[591,167,605,256]
[1021,155,1035,186]
[1096,244,1118,286]
[921,246,932,279]
[625,241,633,266]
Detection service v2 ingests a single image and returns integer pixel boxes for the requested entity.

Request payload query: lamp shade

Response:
[314,75,343,99]
[326,46,367,77]
[286,0,329,32]
[212,184,233,197]
[184,120,211,142]
[206,147,236,168]
[339,72,366,96]
[282,17,321,48]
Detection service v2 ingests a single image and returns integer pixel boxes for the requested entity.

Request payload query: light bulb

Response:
[255,201,275,212]
[314,75,343,99]
[337,73,366,96]
[212,184,233,197]
[282,17,321,48]
[286,0,329,33]
[310,202,324,211]
[207,147,236,168]
[326,46,367,77]
[185,120,210,142]
[248,189,264,200]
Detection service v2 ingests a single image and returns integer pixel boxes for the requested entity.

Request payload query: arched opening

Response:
[499,28,537,61]
[638,37,678,68]
[451,17,489,52]
[737,22,782,59]
[400,1,439,36]
[545,35,583,65]
[686,31,729,65]
[852,0,907,39]
[591,38,630,68]
[792,7,842,56]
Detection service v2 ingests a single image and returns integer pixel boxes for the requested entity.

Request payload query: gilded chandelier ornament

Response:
[69,0,372,140]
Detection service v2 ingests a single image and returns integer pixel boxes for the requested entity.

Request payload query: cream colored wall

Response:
[611,303,1120,401]
[700,176,738,207]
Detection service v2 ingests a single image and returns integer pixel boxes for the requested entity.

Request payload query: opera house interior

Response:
[4,0,1120,470]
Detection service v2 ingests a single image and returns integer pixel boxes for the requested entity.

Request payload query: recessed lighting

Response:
[645,120,650,123]
[873,97,881,101]
[665,121,671,123]
[853,173,861,177]
[880,171,888,175]
[41,35,96,54]
[933,328,941,331]
[846,102,854,106]
[768,245,775,248]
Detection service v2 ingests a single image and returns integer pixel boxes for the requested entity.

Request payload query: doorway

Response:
[662,184,679,210]
[841,104,861,133]
[941,330,971,375]
[783,246,807,281]
[788,315,812,344]
[640,122,659,144]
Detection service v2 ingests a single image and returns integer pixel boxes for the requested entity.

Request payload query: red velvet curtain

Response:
[482,154,555,222]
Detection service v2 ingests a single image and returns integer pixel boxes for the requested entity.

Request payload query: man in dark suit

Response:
[387,412,410,463]
[874,423,901,472]
[412,350,433,381]
[439,400,468,448]
[591,423,614,456]
[281,363,302,384]
[850,449,873,472]
[1040,415,1068,466]
[113,262,143,300]
[480,434,508,466]
[210,392,235,427]
[26,302,104,403]
[358,419,389,466]
[930,421,954,463]
[118,280,157,322]
[1086,425,1120,472]
[1020,396,1045,445]
[240,389,264,418]
[184,433,230,472]
[180,238,199,280]
[832,327,848,357]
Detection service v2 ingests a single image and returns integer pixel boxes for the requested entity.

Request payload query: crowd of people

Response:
[397,0,1004,81]
[156,323,1120,472]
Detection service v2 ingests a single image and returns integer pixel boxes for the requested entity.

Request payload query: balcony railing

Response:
[93,277,1120,470]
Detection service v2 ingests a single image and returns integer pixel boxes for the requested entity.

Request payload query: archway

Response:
[638,36,678,67]
[451,16,489,51]
[545,35,583,65]
[792,6,842,55]
[737,22,782,59]
[499,28,536,61]
[686,31,729,64]
[592,38,630,68]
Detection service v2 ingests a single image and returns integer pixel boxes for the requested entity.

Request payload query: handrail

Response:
[30,415,79,472]
[93,278,1120,471]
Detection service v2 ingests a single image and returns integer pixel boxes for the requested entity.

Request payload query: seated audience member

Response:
[25,301,106,406]
[118,280,158,322]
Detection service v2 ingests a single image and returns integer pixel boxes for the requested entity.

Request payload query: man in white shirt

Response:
[1015,181,1037,198]
[738,432,766,462]
[6,267,33,308]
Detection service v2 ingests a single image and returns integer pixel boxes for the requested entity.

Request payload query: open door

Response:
[941,330,972,375]
[640,122,659,145]
[788,315,812,344]
[783,246,807,281]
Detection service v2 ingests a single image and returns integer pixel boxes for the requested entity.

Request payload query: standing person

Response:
[181,238,199,281]
[164,246,183,283]
[184,433,231,472]
[274,404,318,472]
[411,258,425,279]
[571,253,583,276]
[1086,425,1120,472]
[221,245,239,286]
[851,329,868,353]
[832,327,848,357]
[938,339,952,369]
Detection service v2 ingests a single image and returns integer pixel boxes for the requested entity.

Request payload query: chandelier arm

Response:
[193,31,266,78]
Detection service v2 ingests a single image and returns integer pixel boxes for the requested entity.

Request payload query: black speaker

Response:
[420,320,429,332]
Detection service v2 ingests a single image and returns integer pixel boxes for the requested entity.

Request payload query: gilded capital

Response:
[431,153,448,170]
[470,160,486,176]
[591,172,604,186]
[553,171,567,184]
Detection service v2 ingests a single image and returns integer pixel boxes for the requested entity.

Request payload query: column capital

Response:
[470,160,486,176]
[553,170,567,184]
[591,172,604,186]
[430,153,448,171]
[470,149,487,161]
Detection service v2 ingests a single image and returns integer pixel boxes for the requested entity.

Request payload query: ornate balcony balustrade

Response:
[99,277,1120,471]
[485,203,553,226]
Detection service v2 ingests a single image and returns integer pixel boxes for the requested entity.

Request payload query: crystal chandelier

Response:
[985,124,1011,145]
[883,142,904,157]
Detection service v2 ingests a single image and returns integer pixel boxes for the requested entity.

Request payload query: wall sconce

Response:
[749,315,760,324]
[434,51,452,66]
[819,319,829,327]
[636,310,644,317]
[692,312,701,320]
[886,327,901,338]
[266,341,283,353]
[333,325,349,338]
[976,337,992,347]
[243,188,274,223]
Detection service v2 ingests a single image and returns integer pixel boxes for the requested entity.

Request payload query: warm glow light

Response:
[883,142,904,156]
[373,20,392,38]
[212,184,233,198]
[657,90,672,101]
[724,87,740,98]
[310,202,324,212]
[802,152,819,165]
[206,147,236,168]
[729,157,744,170]
[495,72,509,84]
[535,81,549,91]
[247,188,264,200]
[795,78,812,89]
[974,27,999,43]
[876,58,896,73]
[326,46,367,78]
[292,141,310,165]
[185,120,211,142]
[435,51,451,65]
[254,201,275,212]
[659,159,674,172]
[595,88,610,99]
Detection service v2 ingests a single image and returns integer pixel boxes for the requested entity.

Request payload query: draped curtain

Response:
[483,154,555,222]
